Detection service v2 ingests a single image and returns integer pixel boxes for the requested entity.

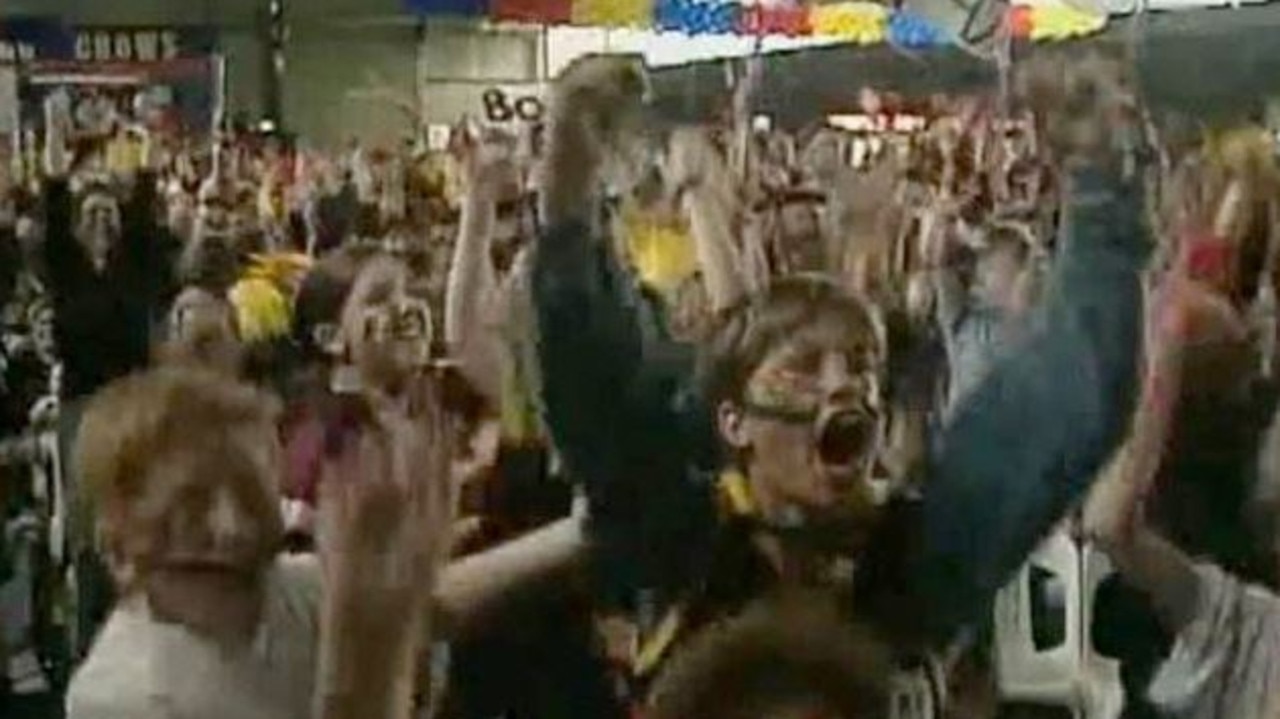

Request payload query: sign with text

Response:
[73,28,185,63]
[0,17,72,64]
[1,21,219,136]
[481,86,545,124]
[0,21,216,64]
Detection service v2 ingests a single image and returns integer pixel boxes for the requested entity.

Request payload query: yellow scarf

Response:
[622,206,697,296]
[628,470,755,677]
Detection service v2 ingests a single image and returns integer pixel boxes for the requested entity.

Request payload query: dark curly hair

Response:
[648,590,892,719]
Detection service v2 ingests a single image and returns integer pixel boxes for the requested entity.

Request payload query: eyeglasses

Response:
[360,300,432,343]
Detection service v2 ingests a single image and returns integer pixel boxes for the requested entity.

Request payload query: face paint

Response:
[744,365,824,423]
[734,339,887,532]
[77,193,122,268]
[360,299,432,344]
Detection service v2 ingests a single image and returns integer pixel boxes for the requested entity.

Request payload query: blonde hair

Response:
[78,368,281,559]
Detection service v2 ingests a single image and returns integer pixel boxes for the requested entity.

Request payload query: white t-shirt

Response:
[66,555,322,719]
[1147,562,1280,719]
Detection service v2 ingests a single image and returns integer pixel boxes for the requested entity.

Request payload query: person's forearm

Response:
[739,217,772,295]
[913,164,1150,643]
[43,178,85,290]
[315,599,425,719]
[1098,523,1201,634]
[932,267,965,346]
[432,515,587,636]
[121,171,162,278]
[540,114,600,229]
[685,186,746,312]
[445,186,502,404]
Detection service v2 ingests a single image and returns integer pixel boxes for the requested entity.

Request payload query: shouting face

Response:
[77,191,122,270]
[719,322,886,550]
[340,259,433,395]
[122,423,284,637]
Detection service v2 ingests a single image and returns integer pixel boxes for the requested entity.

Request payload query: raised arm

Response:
[534,56,716,607]
[908,55,1153,643]
[1084,172,1257,634]
[314,386,455,719]
[118,132,165,293]
[443,132,510,406]
[668,127,747,313]
[41,91,92,295]
[433,512,589,636]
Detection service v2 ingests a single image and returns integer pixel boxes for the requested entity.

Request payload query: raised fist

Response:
[462,128,519,195]
[319,387,456,610]
[550,54,649,147]
[43,89,73,130]
[43,91,73,178]
[1017,51,1140,166]
[666,126,720,191]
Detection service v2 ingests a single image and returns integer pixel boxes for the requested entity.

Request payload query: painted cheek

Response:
[748,367,821,412]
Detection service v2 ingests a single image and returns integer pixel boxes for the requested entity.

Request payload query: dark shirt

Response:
[533,166,1149,650]
[43,174,171,400]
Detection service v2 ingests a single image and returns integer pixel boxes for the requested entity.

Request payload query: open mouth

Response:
[815,409,877,472]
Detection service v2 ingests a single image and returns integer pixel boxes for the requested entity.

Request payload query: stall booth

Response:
[1,18,221,169]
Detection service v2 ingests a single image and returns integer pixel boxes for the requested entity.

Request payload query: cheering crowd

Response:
[1,47,1279,719]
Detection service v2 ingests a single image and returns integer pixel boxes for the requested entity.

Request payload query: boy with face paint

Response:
[533,53,1150,709]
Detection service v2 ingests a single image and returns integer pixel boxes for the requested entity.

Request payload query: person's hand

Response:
[550,54,648,151]
[319,387,456,618]
[315,387,454,719]
[1017,51,1140,169]
[542,54,648,225]
[461,128,518,198]
[43,91,72,178]
[138,126,160,173]
[666,126,722,194]
[350,145,377,203]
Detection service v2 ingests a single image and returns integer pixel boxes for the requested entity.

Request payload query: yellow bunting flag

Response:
[811,3,888,43]
[573,0,654,27]
[1028,2,1106,41]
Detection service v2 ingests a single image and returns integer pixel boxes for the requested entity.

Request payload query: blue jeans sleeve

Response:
[912,167,1150,643]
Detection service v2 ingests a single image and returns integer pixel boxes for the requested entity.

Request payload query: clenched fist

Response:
[542,54,650,225]
[550,54,648,146]
[1017,50,1142,168]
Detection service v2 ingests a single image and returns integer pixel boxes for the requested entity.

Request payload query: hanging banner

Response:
[480,86,546,123]
[0,17,73,64]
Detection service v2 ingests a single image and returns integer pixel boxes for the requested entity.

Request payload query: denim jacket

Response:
[532,165,1149,649]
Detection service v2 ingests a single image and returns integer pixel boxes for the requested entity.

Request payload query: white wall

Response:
[418,22,542,125]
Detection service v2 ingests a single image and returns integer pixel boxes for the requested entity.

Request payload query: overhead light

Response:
[258,119,277,133]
